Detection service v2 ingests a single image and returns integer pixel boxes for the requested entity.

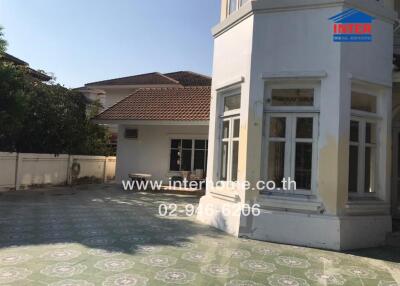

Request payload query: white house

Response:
[81,71,211,150]
[95,0,400,250]
[93,72,211,182]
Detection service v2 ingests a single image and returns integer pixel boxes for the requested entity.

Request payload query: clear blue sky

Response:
[0,0,220,88]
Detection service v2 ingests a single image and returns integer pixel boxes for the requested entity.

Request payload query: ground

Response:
[0,185,399,286]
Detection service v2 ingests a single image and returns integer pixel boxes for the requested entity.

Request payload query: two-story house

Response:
[95,0,400,250]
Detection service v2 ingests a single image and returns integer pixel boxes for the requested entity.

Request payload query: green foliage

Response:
[0,26,7,54]
[0,63,113,155]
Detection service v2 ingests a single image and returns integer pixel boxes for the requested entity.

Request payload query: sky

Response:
[0,0,220,88]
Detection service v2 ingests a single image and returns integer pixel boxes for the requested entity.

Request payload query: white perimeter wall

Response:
[0,152,116,191]
[116,124,209,183]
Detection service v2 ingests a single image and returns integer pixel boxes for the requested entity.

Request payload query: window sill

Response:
[258,193,324,214]
[210,188,240,203]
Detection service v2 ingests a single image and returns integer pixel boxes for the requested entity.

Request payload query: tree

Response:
[0,62,113,155]
[0,26,7,55]
[0,26,111,155]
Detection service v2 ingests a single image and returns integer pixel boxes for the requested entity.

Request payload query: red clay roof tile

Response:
[94,86,211,121]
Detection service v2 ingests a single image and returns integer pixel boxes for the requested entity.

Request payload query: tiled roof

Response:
[94,86,211,121]
[164,71,211,86]
[2,53,51,82]
[86,72,179,86]
[86,71,211,87]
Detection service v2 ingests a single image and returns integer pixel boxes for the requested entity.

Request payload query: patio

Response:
[0,185,398,286]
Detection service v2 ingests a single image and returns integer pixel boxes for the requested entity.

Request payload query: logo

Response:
[329,9,375,42]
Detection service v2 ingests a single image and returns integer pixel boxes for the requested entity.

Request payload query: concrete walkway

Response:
[0,185,398,285]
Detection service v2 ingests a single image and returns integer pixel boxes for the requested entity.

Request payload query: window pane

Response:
[351,91,377,113]
[195,140,206,149]
[296,118,313,139]
[270,118,286,138]
[222,121,230,139]
[224,94,241,111]
[194,150,206,171]
[233,119,240,138]
[295,143,312,190]
[181,150,192,171]
[365,123,376,144]
[271,89,314,107]
[231,141,239,181]
[171,139,180,149]
[348,146,358,193]
[182,140,192,149]
[268,142,285,188]
[220,142,229,181]
[350,121,359,143]
[170,149,180,171]
[229,0,238,14]
[364,147,376,193]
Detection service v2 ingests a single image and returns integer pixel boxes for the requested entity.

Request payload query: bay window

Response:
[348,89,379,197]
[263,83,319,194]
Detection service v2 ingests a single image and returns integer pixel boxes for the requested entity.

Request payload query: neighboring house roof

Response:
[85,71,211,87]
[164,71,211,86]
[86,72,180,86]
[1,53,52,82]
[3,53,28,66]
[94,86,211,121]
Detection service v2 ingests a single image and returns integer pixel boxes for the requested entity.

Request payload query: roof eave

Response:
[92,119,210,126]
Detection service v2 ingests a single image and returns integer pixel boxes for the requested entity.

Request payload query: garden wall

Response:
[0,152,116,191]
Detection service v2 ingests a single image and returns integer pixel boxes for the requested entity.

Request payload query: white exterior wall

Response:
[199,0,396,250]
[198,15,254,236]
[116,124,209,183]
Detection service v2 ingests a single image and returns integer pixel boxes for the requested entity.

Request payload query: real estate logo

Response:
[329,9,375,42]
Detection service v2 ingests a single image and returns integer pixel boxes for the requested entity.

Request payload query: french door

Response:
[263,113,318,194]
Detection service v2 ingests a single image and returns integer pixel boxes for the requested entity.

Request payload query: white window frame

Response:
[217,87,241,182]
[169,139,208,172]
[265,82,321,112]
[262,81,320,195]
[348,85,381,198]
[227,0,248,15]
[221,116,240,182]
[264,113,319,195]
